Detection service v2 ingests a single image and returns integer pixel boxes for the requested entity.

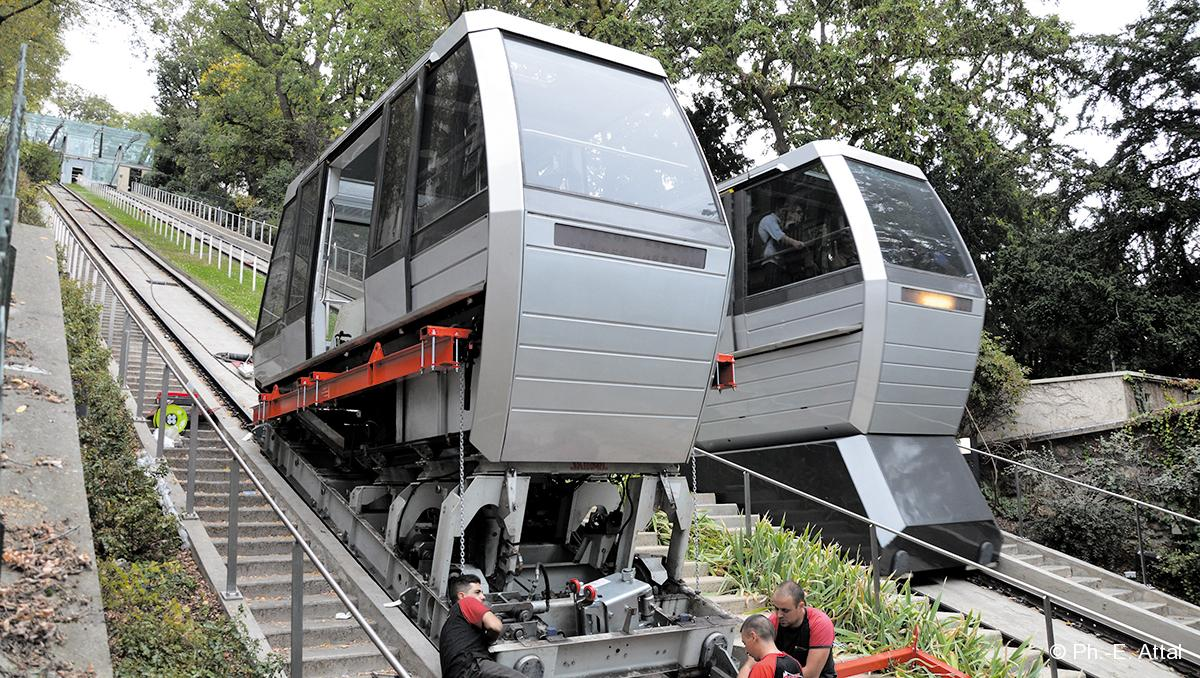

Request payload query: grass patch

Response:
[656,513,1039,677]
[59,262,278,677]
[67,183,263,323]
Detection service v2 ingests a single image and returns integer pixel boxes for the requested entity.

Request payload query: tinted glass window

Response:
[744,161,858,296]
[415,44,487,230]
[288,176,320,311]
[846,160,972,278]
[258,201,297,330]
[374,86,416,252]
[506,38,719,221]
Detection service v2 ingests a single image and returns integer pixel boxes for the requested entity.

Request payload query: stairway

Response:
[162,427,395,677]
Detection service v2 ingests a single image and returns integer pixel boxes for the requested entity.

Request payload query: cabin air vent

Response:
[553,223,707,269]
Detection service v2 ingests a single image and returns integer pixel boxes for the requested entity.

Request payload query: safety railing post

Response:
[185,398,199,519]
[106,290,118,345]
[1134,505,1148,586]
[155,363,170,461]
[291,540,304,678]
[135,330,149,413]
[1014,462,1024,537]
[224,461,243,600]
[869,526,881,608]
[1043,596,1060,678]
[742,471,753,535]
[117,311,131,385]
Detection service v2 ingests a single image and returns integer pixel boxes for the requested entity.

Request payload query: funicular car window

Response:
[846,160,972,278]
[258,200,297,330]
[414,44,487,232]
[374,86,417,253]
[744,160,858,296]
[505,37,719,221]
[288,176,321,312]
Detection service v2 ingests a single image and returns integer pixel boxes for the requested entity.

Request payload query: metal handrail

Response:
[693,447,1200,668]
[51,203,412,678]
[960,443,1200,527]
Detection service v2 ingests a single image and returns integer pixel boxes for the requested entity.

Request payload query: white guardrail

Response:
[131,181,275,246]
[76,176,264,292]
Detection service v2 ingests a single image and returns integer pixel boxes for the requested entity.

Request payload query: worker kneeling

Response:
[740,581,836,678]
[740,614,803,678]
[439,574,525,678]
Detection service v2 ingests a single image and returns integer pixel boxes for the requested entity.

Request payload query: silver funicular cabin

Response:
[698,141,1002,573]
[253,11,743,676]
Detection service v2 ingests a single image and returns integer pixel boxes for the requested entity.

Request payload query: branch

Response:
[0,0,52,27]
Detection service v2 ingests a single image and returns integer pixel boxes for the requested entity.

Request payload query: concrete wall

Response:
[983,371,1199,442]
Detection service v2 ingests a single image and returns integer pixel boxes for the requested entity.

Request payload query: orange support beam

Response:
[713,353,736,390]
[254,326,471,424]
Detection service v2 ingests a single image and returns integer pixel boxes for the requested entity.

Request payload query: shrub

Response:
[60,266,180,562]
[100,560,280,678]
[961,332,1029,437]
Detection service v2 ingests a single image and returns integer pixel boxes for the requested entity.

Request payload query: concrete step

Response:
[695,503,740,517]
[168,467,245,482]
[262,618,372,651]
[238,573,333,599]
[196,505,278,523]
[248,593,349,624]
[935,611,966,627]
[194,491,270,508]
[1001,643,1042,676]
[1012,553,1044,567]
[230,553,319,579]
[206,521,290,540]
[976,628,1004,646]
[1098,587,1133,601]
[1041,564,1072,578]
[214,535,295,556]
[708,514,759,529]
[1169,615,1200,630]
[693,492,717,504]
[692,575,728,594]
[1132,600,1167,615]
[1070,576,1102,589]
[284,642,394,678]
[705,593,765,615]
[635,531,659,548]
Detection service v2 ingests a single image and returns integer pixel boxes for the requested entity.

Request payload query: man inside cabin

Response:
[741,614,804,678]
[738,581,837,678]
[439,574,525,678]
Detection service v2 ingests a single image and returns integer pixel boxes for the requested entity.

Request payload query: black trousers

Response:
[468,658,526,678]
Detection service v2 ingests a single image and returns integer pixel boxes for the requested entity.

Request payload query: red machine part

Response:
[835,627,968,678]
[713,353,736,391]
[254,326,471,424]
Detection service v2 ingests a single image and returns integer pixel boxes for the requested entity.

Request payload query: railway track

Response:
[46,184,1198,678]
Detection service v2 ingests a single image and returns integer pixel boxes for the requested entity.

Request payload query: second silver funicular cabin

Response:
[253,10,743,677]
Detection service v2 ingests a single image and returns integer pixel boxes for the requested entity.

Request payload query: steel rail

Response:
[960,443,1200,527]
[50,193,413,677]
[693,447,1200,667]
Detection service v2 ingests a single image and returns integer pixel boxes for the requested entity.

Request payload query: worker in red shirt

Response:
[741,614,804,678]
[439,574,525,678]
[739,581,837,678]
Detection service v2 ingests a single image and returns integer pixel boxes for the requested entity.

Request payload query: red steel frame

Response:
[836,627,969,678]
[254,325,471,424]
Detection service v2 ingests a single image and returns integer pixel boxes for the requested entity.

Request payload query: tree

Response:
[635,0,1078,283]
[51,83,123,124]
[686,92,751,183]
[0,0,68,110]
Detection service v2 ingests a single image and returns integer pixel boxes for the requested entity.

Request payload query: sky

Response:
[59,1,1150,160]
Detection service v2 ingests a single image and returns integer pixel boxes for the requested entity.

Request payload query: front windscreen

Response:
[846,159,973,278]
[505,38,720,221]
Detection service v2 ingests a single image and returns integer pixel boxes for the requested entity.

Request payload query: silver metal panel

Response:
[882,344,979,371]
[280,317,308,374]
[703,381,856,423]
[745,303,864,347]
[364,257,408,334]
[698,403,857,451]
[876,382,970,407]
[408,218,488,284]
[470,29,526,461]
[516,314,718,361]
[525,188,731,248]
[883,300,984,352]
[411,248,488,310]
[503,411,699,464]
[838,435,906,549]
[719,140,928,195]
[515,345,707,386]
[869,403,962,434]
[879,363,974,389]
[511,378,704,417]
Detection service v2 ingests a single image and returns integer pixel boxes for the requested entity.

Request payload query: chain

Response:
[457,366,467,569]
[691,452,700,589]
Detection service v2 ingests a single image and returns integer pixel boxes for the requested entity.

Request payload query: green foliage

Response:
[51,83,124,125]
[655,514,1038,677]
[20,139,58,183]
[962,333,1029,436]
[100,560,281,678]
[685,92,751,183]
[68,183,264,321]
[0,0,70,111]
[59,263,181,562]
